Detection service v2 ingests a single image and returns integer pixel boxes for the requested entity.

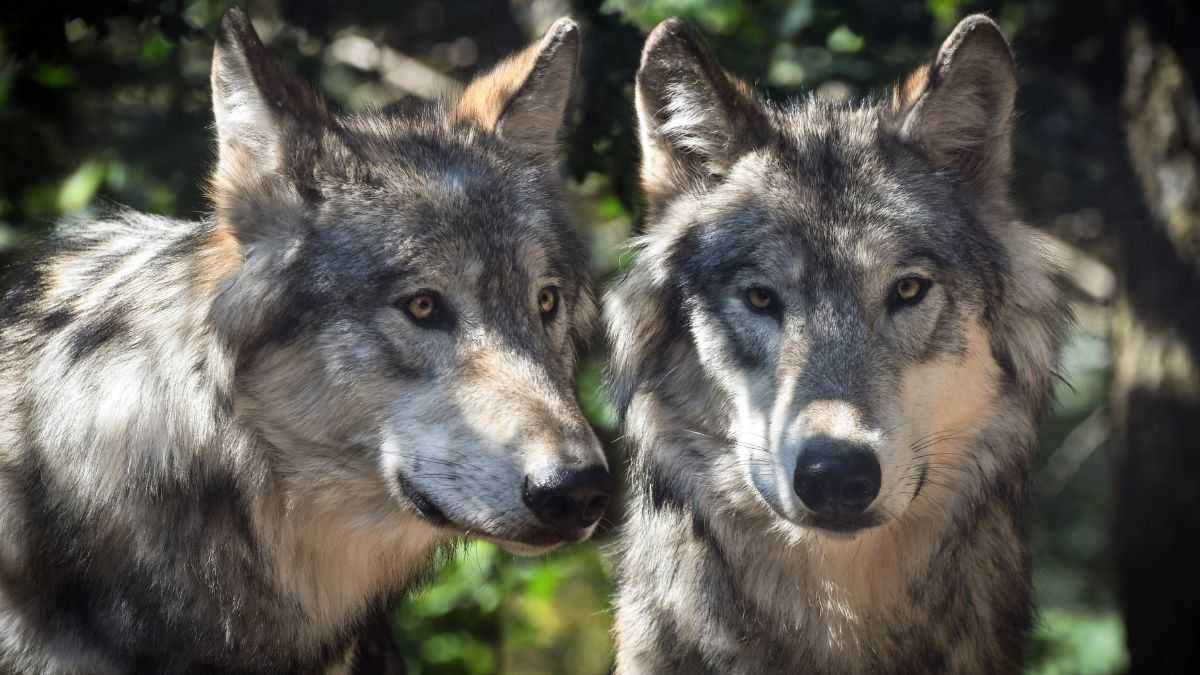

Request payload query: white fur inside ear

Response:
[634,20,767,205]
[211,49,283,178]
[657,81,732,161]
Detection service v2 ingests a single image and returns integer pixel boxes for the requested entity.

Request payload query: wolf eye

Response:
[400,291,455,330]
[746,287,776,313]
[538,286,559,320]
[405,294,438,321]
[892,277,931,306]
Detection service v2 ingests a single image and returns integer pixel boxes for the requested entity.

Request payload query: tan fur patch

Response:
[454,345,575,453]
[452,19,577,160]
[892,17,1016,197]
[807,514,940,614]
[251,488,445,638]
[808,320,1000,610]
[199,145,252,296]
[900,320,1000,475]
[891,64,930,113]
[197,223,244,296]
[454,43,541,131]
[210,142,258,218]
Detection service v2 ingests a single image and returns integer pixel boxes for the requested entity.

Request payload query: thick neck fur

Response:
[608,213,1067,673]
[0,211,442,673]
[614,388,1035,674]
[604,138,1068,666]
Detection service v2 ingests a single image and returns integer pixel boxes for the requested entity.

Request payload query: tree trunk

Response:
[1113,22,1200,673]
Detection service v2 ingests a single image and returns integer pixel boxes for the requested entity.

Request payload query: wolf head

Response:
[206,11,609,553]
[608,16,1064,537]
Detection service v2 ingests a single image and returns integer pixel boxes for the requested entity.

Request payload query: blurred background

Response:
[2,1,1197,673]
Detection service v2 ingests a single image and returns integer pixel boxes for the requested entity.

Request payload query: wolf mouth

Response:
[395,472,572,548]
[806,511,887,536]
[396,473,451,526]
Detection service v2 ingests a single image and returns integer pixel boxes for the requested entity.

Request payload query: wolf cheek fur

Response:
[607,14,1069,675]
[0,10,610,674]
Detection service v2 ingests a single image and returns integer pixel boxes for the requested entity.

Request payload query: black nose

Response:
[793,439,881,516]
[522,465,613,535]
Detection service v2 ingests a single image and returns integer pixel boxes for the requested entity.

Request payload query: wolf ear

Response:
[210,9,329,242]
[891,14,1017,199]
[635,18,767,211]
[455,18,580,161]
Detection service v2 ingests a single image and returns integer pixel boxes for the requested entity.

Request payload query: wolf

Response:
[0,9,611,674]
[606,14,1069,674]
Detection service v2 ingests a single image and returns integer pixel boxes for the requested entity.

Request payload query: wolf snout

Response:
[522,465,613,536]
[793,438,881,516]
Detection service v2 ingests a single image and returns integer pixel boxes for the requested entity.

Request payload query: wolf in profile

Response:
[0,10,611,674]
[606,14,1069,674]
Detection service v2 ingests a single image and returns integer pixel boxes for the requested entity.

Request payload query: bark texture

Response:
[1113,23,1200,674]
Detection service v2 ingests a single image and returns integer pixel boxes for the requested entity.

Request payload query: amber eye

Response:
[538,286,559,318]
[407,294,437,320]
[894,277,929,305]
[747,287,774,311]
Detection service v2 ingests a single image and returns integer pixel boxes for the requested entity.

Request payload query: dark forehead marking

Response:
[672,97,1016,306]
[766,104,991,267]
[772,100,882,189]
[679,211,776,282]
[333,114,586,339]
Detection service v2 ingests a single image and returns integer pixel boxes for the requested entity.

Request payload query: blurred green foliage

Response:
[0,1,1134,673]
[394,542,614,675]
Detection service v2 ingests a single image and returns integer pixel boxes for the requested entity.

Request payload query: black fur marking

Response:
[157,224,213,265]
[39,308,74,333]
[0,261,47,322]
[66,311,129,364]
[606,270,687,423]
[992,343,1020,388]
[350,607,407,674]
[913,462,929,500]
[644,458,690,513]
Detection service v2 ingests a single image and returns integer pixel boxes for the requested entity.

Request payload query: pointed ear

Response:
[455,17,580,161]
[635,18,767,210]
[210,9,329,242]
[890,14,1017,198]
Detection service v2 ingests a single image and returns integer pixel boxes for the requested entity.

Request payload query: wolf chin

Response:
[0,10,611,674]
[606,14,1069,674]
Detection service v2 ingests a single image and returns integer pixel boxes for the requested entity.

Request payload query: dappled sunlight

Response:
[7,0,1197,673]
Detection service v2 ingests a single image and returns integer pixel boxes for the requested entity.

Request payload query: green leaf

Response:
[1029,609,1128,674]
[827,25,865,54]
[0,222,22,253]
[526,562,565,602]
[926,0,963,31]
[578,361,617,431]
[140,32,175,67]
[57,160,106,213]
[597,196,627,221]
[34,64,75,88]
[780,0,816,37]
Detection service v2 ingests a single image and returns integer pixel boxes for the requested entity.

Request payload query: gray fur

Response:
[0,10,602,674]
[607,15,1069,674]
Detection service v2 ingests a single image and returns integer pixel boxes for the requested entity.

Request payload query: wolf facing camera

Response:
[607,14,1069,674]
